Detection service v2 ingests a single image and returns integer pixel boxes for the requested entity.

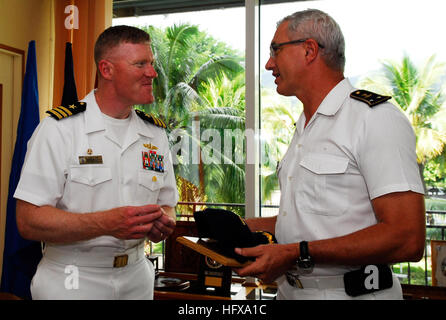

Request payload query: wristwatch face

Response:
[297,257,314,272]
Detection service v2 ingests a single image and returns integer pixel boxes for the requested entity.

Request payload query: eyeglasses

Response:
[269,38,325,58]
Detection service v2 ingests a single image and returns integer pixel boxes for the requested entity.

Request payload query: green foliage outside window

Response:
[358,55,446,194]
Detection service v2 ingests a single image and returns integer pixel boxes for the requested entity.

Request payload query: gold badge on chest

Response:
[79,148,103,165]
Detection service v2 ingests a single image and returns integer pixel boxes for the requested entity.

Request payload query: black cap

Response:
[193,208,276,262]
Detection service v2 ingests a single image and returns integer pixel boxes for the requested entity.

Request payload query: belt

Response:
[43,243,145,268]
[285,272,345,289]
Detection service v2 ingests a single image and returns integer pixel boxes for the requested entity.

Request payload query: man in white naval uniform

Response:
[14,26,178,299]
[235,9,425,299]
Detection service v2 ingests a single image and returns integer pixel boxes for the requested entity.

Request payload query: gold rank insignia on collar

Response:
[135,109,167,129]
[350,90,391,107]
[46,101,87,120]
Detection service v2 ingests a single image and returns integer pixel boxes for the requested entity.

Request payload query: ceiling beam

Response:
[112,0,304,18]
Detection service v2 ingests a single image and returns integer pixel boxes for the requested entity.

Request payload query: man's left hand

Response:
[146,207,176,243]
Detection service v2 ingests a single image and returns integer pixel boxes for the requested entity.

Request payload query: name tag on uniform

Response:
[79,155,103,165]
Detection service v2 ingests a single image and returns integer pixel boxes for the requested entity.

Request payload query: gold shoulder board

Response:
[135,109,167,129]
[350,90,391,107]
[46,101,87,120]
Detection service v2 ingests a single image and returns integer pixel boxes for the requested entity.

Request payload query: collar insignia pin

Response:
[144,143,158,150]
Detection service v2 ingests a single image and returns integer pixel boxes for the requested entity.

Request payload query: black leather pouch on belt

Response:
[343,264,393,297]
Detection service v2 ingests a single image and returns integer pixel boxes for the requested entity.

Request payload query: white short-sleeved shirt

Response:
[275,78,424,277]
[14,90,179,252]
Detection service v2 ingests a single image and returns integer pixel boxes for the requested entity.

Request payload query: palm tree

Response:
[197,74,246,214]
[141,24,243,130]
[136,23,246,214]
[357,55,446,191]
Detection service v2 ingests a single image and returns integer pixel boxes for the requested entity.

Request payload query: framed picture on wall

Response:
[431,240,446,287]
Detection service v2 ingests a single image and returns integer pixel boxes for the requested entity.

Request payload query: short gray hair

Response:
[278,9,345,72]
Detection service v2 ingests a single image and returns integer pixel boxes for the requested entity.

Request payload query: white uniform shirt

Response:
[275,78,424,277]
[14,90,179,253]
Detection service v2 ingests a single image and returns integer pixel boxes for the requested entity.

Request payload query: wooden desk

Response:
[402,284,446,300]
[161,222,277,300]
[154,272,277,300]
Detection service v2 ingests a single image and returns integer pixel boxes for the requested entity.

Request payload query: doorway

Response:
[0,44,24,283]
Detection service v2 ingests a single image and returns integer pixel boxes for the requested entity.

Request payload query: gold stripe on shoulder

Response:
[151,114,166,128]
[52,108,66,118]
[158,118,166,128]
[135,109,167,129]
[59,106,73,116]
[47,109,63,120]
[55,107,68,118]
[46,101,87,120]
[151,114,160,127]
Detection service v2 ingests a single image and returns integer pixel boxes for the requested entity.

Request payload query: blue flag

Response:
[0,40,42,299]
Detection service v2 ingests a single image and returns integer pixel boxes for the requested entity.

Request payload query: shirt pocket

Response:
[138,170,165,191]
[70,165,112,186]
[297,153,349,216]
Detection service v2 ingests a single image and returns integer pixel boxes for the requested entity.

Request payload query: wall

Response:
[0,0,55,118]
[0,0,55,289]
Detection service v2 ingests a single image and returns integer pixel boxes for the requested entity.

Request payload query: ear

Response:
[303,39,320,64]
[97,59,114,80]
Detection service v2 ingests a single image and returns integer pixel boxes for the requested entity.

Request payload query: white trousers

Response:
[30,256,155,300]
[276,274,403,300]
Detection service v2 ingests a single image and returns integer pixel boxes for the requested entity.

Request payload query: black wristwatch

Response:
[296,241,314,274]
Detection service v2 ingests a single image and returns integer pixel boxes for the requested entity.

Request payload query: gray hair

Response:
[278,9,345,72]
